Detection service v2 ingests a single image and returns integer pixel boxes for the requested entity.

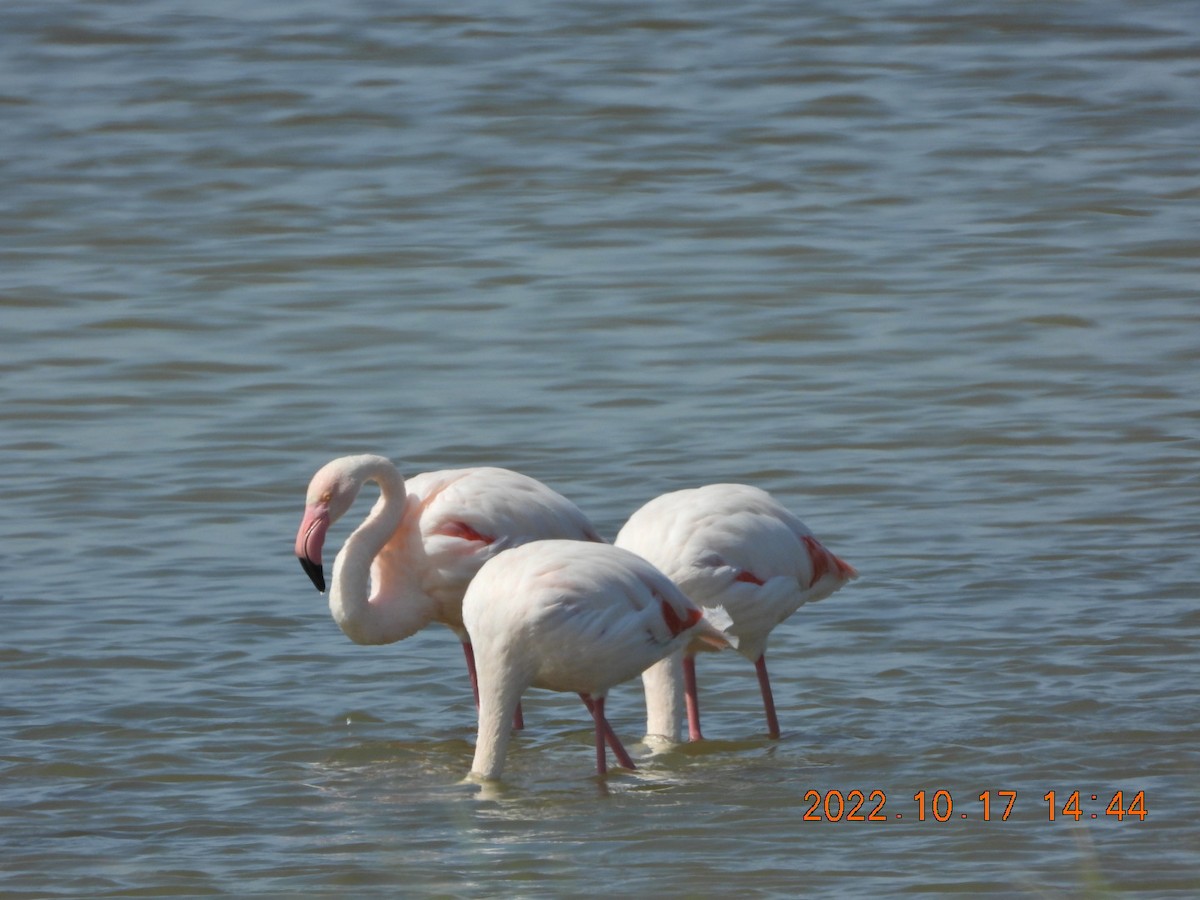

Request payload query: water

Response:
[2,1,1198,895]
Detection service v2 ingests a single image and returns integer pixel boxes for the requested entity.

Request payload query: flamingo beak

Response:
[295,504,330,593]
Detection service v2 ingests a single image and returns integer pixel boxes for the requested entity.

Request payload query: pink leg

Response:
[462,642,480,708]
[464,642,524,729]
[588,695,607,775]
[683,655,704,741]
[580,694,635,771]
[755,654,781,738]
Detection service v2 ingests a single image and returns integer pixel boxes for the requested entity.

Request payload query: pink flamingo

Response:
[614,484,857,742]
[294,455,603,723]
[464,540,732,780]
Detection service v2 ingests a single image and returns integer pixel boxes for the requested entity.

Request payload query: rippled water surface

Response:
[3,1,1198,896]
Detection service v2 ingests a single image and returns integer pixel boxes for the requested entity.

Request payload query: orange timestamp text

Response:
[800,789,1147,822]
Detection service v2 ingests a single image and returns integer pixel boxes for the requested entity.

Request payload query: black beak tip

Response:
[298,556,326,593]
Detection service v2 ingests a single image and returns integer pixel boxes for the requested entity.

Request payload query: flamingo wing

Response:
[617,484,856,660]
[466,541,720,697]
[405,468,602,627]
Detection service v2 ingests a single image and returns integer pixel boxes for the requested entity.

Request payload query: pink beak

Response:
[295,504,330,593]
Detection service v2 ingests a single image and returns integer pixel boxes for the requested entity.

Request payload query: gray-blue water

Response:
[2,1,1198,896]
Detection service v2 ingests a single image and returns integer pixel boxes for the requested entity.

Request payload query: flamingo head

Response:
[294,458,367,593]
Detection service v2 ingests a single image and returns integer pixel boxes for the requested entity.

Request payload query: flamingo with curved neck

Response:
[464,540,733,781]
[615,483,857,742]
[294,454,604,713]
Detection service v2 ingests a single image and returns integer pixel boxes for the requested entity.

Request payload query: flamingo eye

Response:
[320,490,333,504]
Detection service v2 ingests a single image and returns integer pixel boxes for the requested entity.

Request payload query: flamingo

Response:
[294,455,604,722]
[614,484,857,742]
[464,540,733,780]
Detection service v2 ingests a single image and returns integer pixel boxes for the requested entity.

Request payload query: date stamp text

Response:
[800,789,1147,822]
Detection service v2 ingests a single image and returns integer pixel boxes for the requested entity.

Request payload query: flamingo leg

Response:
[755,654,781,739]
[464,642,525,730]
[683,654,704,741]
[580,694,635,771]
[588,695,607,775]
[462,642,480,708]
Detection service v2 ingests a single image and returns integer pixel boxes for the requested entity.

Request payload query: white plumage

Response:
[615,484,857,742]
[294,455,603,713]
[463,540,731,780]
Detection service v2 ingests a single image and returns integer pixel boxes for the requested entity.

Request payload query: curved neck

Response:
[328,460,438,645]
[469,693,515,781]
[642,651,685,743]
[469,657,528,780]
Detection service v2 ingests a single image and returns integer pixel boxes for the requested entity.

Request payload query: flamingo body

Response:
[464,540,730,780]
[614,484,857,741]
[294,455,602,703]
